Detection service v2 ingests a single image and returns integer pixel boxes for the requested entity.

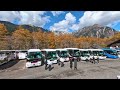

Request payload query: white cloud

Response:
[107,20,120,28]
[78,11,120,29]
[51,11,65,16]
[65,12,76,24]
[19,11,50,27]
[0,11,50,27]
[0,11,20,22]
[50,12,76,32]
[51,11,120,32]
[1,11,120,32]
[70,24,79,30]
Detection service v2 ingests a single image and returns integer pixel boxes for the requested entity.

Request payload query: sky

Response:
[0,11,120,32]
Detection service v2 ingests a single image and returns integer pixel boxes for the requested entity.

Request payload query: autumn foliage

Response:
[0,23,120,50]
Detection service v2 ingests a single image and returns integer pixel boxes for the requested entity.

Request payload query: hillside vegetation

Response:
[0,23,120,50]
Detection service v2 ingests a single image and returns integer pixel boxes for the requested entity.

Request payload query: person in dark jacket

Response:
[74,57,77,70]
[70,57,73,69]
[93,56,95,64]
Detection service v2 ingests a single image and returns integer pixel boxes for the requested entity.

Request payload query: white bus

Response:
[87,49,106,60]
[0,51,8,60]
[41,49,59,64]
[0,50,28,60]
[0,50,16,60]
[26,49,44,68]
[64,48,80,61]
[55,48,69,62]
[16,50,27,60]
[79,49,90,61]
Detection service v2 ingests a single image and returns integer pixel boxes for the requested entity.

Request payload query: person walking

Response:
[74,57,77,70]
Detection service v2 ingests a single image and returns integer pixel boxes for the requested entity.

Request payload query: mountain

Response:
[0,21,50,34]
[73,24,119,38]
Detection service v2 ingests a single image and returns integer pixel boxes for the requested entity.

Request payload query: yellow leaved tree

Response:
[0,23,8,50]
[12,26,32,49]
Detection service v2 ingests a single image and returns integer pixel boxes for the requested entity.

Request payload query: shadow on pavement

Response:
[0,60,20,70]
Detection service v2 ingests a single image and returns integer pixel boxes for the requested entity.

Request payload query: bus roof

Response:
[0,50,27,52]
[102,48,117,52]
[41,49,56,52]
[87,49,103,51]
[64,48,79,50]
[28,49,41,52]
[55,48,67,51]
[79,49,89,51]
[102,48,115,51]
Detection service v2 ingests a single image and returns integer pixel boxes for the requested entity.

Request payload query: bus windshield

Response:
[98,51,105,56]
[104,50,118,55]
[92,51,98,56]
[73,50,80,57]
[60,51,68,57]
[46,51,57,60]
[81,51,89,57]
[117,51,120,55]
[28,52,42,59]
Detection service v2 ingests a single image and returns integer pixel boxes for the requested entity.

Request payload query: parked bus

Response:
[0,50,16,60]
[87,49,106,60]
[26,49,44,68]
[102,48,119,59]
[79,49,90,61]
[0,51,8,60]
[64,48,80,61]
[0,50,28,60]
[0,50,17,65]
[16,50,27,60]
[115,48,120,58]
[41,49,59,64]
[55,48,69,62]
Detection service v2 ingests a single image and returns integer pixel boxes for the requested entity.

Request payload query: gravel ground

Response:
[0,58,120,79]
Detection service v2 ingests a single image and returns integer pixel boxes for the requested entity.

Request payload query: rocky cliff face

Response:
[73,24,119,38]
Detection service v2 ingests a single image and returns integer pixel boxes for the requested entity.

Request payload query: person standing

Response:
[45,59,47,70]
[74,57,77,70]
[47,60,52,71]
[60,58,64,67]
[93,56,95,64]
[97,56,99,64]
[70,57,73,69]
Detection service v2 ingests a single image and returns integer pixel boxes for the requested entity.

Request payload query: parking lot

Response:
[0,58,120,79]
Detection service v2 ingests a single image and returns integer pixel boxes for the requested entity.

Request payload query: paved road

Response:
[0,58,120,79]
